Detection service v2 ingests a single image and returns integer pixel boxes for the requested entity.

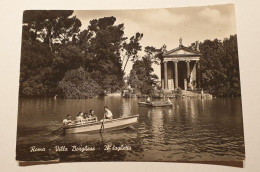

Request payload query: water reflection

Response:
[149,108,164,140]
[120,98,132,117]
[16,96,245,162]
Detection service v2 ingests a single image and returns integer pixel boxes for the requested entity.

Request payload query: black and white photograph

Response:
[16,4,245,166]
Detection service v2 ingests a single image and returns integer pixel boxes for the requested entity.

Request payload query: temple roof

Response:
[163,45,202,57]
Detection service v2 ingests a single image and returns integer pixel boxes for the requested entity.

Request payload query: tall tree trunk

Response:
[34,29,37,41]
[46,27,53,52]
[48,36,53,52]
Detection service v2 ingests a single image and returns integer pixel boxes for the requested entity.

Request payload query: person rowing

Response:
[51,114,72,134]
[99,106,113,132]
[102,106,113,121]
[63,114,72,126]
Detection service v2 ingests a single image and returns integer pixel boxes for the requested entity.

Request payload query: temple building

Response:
[161,38,201,90]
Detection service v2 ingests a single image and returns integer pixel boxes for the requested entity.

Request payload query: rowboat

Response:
[138,102,173,107]
[63,115,139,134]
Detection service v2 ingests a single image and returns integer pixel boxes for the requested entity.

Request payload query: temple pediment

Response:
[170,49,194,55]
[163,46,201,57]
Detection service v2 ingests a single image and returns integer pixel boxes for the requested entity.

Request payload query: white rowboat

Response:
[63,115,139,134]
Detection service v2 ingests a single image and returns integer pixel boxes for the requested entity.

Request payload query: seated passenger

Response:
[83,112,88,119]
[75,112,80,120]
[89,110,98,122]
[75,112,84,123]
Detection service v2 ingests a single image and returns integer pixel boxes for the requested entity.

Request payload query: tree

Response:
[23,10,81,51]
[19,40,55,97]
[20,10,83,97]
[122,32,143,72]
[222,35,241,96]
[131,56,158,95]
[198,35,241,96]
[78,16,127,92]
[19,15,146,97]
[144,46,163,65]
[128,45,162,95]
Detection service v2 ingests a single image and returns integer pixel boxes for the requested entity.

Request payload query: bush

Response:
[21,77,48,97]
[58,67,102,99]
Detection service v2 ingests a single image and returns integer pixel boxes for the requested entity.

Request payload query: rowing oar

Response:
[51,126,63,134]
[100,115,105,133]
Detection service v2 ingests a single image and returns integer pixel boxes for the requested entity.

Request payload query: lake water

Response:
[16,96,245,162]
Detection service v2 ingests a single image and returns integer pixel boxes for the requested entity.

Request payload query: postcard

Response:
[16,4,245,167]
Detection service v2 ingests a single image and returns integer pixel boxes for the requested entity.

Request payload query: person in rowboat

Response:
[146,96,154,105]
[89,110,98,122]
[75,112,80,120]
[83,112,88,119]
[75,112,84,123]
[103,106,113,120]
[166,97,172,104]
[146,96,151,103]
[63,114,72,125]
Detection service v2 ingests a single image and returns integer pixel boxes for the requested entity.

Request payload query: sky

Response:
[73,4,237,79]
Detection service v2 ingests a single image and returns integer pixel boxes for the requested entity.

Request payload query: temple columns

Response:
[192,62,197,89]
[197,61,201,88]
[174,61,178,89]
[186,60,190,88]
[164,61,168,89]
[186,60,190,79]
[162,60,199,90]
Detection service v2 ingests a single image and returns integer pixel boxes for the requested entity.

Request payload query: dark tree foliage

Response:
[198,35,241,96]
[58,67,102,99]
[20,10,82,97]
[20,14,142,98]
[23,10,81,51]
[20,40,55,97]
[48,44,85,91]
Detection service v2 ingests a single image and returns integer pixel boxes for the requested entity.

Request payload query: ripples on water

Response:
[16,97,245,162]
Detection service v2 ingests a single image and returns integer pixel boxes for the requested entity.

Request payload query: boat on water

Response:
[63,115,139,134]
[138,102,173,107]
